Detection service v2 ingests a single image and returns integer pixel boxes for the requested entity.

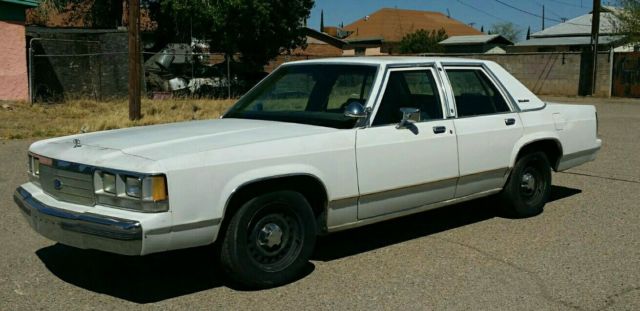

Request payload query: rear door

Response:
[442,66,524,197]
[355,67,459,219]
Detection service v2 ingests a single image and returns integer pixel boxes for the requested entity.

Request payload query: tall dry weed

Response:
[0,98,236,139]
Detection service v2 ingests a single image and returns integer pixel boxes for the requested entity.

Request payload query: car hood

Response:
[31,118,336,162]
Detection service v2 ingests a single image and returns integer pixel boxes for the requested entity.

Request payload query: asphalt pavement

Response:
[1,97,638,310]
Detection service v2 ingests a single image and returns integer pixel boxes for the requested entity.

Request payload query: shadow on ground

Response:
[313,185,581,261]
[36,185,580,303]
[37,244,225,303]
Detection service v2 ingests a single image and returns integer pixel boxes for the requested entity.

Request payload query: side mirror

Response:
[344,102,367,118]
[396,107,420,129]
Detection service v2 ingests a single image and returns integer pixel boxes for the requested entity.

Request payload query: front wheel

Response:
[219,191,316,288]
[499,152,551,218]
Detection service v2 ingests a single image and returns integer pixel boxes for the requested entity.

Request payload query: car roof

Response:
[285,56,488,66]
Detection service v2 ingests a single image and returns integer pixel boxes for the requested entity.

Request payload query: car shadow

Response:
[36,244,225,303]
[36,242,317,303]
[313,185,581,261]
[35,185,580,303]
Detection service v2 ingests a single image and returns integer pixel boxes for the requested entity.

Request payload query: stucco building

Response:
[512,6,635,52]
[0,0,38,101]
[439,35,513,54]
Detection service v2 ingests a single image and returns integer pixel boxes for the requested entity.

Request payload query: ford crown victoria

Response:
[14,57,601,288]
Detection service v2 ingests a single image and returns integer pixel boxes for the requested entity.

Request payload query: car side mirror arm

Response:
[396,107,420,129]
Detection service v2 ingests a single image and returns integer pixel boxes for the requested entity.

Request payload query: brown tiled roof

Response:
[344,8,482,42]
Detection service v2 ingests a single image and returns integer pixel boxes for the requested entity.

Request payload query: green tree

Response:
[614,0,640,42]
[490,22,522,42]
[398,28,448,54]
[28,0,124,28]
[150,0,314,70]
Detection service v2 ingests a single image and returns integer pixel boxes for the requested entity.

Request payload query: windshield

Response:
[224,64,378,129]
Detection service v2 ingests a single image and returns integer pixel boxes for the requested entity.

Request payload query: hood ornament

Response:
[73,139,82,148]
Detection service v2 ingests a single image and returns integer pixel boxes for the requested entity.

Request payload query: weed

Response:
[0,98,236,140]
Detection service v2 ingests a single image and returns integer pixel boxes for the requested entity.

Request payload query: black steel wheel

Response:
[220,190,316,288]
[499,151,551,218]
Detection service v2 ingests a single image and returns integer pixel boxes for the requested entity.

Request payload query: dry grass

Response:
[0,98,236,140]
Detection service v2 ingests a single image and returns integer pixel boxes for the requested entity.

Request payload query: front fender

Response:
[217,164,330,220]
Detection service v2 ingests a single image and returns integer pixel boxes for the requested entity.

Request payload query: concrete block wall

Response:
[449,52,612,97]
[271,52,614,98]
[595,53,613,97]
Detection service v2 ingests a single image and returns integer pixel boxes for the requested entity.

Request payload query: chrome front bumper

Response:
[14,187,143,255]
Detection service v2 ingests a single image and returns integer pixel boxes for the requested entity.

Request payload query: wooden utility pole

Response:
[542,5,545,30]
[590,0,601,95]
[128,0,141,120]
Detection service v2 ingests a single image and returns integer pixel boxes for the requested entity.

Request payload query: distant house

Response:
[439,35,513,54]
[342,8,482,54]
[512,6,635,52]
[0,0,39,101]
[294,27,349,57]
[266,27,354,72]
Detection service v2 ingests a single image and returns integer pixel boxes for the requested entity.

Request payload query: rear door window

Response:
[445,69,510,117]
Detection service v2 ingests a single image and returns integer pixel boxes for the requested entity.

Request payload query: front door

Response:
[356,67,459,219]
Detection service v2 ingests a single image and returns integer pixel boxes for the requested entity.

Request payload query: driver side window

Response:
[372,70,443,126]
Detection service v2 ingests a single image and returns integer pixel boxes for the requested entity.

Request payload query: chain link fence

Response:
[28,32,256,103]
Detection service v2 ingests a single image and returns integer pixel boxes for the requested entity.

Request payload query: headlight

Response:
[94,170,169,212]
[102,173,116,194]
[28,154,40,176]
[28,153,51,181]
[125,176,142,198]
[32,157,39,175]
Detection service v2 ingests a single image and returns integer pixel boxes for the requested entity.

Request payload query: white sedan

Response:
[15,57,601,288]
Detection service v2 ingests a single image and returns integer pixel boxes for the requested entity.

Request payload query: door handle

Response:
[505,118,516,126]
[433,126,446,134]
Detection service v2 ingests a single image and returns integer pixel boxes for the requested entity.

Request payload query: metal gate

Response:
[612,52,640,98]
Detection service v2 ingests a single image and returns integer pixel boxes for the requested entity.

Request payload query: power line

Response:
[533,1,568,21]
[455,0,525,27]
[494,0,554,20]
[547,0,585,9]
[493,0,591,27]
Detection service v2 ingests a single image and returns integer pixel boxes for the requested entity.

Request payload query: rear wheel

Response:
[500,152,551,217]
[220,190,316,288]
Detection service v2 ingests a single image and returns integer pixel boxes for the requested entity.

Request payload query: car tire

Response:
[499,151,552,218]
[219,190,316,288]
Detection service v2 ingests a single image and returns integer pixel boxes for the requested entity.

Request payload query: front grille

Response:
[40,165,95,206]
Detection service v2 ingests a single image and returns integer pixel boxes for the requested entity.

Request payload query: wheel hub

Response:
[521,172,536,194]
[257,222,283,248]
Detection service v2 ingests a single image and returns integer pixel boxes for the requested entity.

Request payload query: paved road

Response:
[1,97,639,310]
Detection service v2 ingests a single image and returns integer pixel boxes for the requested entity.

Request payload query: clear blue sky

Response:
[308,0,614,41]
